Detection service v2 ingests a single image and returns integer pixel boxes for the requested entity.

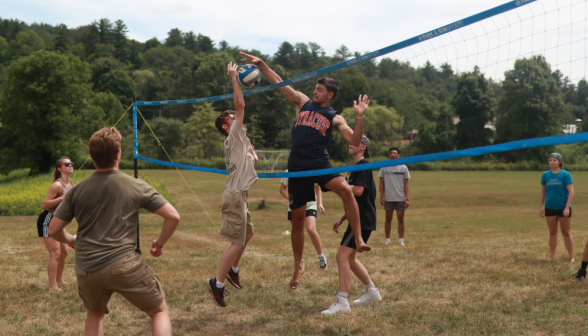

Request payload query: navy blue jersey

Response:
[288,100,337,171]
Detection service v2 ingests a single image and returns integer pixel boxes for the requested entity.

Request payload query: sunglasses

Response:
[61,162,74,167]
[223,114,236,124]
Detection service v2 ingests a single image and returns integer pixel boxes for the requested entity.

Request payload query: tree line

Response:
[0,17,586,174]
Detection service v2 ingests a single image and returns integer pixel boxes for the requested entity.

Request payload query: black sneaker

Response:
[206,278,229,307]
[226,269,242,290]
[573,269,587,282]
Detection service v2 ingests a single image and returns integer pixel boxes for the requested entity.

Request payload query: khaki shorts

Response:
[74,252,165,314]
[219,189,254,245]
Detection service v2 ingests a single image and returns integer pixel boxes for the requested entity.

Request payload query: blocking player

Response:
[240,51,371,290]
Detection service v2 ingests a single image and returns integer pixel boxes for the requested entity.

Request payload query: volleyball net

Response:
[133,0,588,178]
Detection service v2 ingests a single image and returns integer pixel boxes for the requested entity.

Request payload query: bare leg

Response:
[337,246,354,294]
[216,235,253,283]
[145,300,172,336]
[384,210,393,239]
[326,177,370,252]
[583,240,588,262]
[290,207,306,289]
[349,251,372,285]
[56,242,69,285]
[396,210,406,239]
[85,310,105,336]
[305,216,323,255]
[546,216,558,261]
[559,217,574,261]
[43,237,62,290]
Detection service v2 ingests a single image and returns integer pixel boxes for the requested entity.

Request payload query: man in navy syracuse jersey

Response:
[240,52,371,290]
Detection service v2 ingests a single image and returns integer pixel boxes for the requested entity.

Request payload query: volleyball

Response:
[238,63,261,88]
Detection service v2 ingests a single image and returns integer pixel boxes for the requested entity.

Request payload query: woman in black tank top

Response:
[40,156,74,290]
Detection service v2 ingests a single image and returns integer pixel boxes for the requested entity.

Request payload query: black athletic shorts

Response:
[340,225,373,249]
[288,165,342,210]
[545,207,572,218]
[37,210,52,238]
[287,209,317,221]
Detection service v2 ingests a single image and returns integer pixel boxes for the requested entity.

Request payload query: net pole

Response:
[133,96,141,255]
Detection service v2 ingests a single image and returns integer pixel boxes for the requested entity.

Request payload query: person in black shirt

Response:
[322,135,382,315]
[240,51,371,290]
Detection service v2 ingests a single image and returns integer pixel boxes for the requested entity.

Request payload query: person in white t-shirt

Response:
[378,147,410,246]
[206,62,259,308]
[280,174,327,270]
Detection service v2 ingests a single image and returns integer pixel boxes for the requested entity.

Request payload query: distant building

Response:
[563,119,582,134]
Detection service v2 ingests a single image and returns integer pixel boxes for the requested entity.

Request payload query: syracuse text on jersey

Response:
[294,111,331,135]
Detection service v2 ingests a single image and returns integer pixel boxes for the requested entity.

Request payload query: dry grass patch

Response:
[2,170,588,335]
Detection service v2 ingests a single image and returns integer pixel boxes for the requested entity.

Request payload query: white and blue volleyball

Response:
[238,63,262,88]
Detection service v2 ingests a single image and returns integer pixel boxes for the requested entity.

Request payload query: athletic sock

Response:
[216,279,225,288]
[232,266,239,273]
[337,292,348,299]
[399,238,404,244]
[318,253,325,258]
[386,238,390,244]
[581,261,588,271]
[364,282,376,290]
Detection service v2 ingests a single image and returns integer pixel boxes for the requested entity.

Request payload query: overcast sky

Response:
[3,0,587,81]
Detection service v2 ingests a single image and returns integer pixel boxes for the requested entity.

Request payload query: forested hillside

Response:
[0,17,587,174]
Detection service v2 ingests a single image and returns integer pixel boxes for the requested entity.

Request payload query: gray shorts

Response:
[385,201,405,211]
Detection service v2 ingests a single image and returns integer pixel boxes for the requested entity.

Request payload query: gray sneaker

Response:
[318,255,327,270]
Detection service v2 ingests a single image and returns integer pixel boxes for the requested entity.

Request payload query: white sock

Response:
[318,253,325,258]
[232,266,239,273]
[399,238,404,244]
[386,238,390,244]
[364,282,376,290]
[216,279,225,288]
[337,292,348,299]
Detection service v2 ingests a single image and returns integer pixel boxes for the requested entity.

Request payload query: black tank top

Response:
[288,100,337,171]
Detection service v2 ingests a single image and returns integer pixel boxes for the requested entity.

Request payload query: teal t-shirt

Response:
[541,170,573,210]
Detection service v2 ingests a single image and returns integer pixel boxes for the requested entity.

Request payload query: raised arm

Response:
[240,52,309,111]
[333,94,369,146]
[227,62,245,124]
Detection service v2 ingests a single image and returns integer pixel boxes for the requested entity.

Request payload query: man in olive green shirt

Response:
[49,127,180,336]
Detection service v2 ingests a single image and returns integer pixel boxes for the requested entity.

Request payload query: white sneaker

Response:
[318,255,327,270]
[321,297,351,315]
[385,239,390,245]
[353,287,382,306]
[400,242,405,246]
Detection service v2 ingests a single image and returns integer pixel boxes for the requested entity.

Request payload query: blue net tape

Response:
[136,132,588,178]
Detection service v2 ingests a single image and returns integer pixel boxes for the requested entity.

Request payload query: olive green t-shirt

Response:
[54,170,168,272]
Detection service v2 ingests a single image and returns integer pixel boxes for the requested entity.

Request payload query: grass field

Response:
[2,170,588,335]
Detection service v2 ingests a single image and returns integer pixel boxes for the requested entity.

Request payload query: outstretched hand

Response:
[353,94,370,118]
[227,61,238,79]
[240,51,262,65]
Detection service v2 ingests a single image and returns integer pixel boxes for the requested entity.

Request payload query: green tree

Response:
[197,33,214,53]
[140,117,185,161]
[0,51,99,174]
[95,69,137,107]
[184,102,225,159]
[113,20,129,63]
[494,55,566,162]
[183,31,199,53]
[414,101,455,155]
[452,72,494,150]
[7,30,44,60]
[165,28,183,48]
[53,24,70,53]
[91,92,126,130]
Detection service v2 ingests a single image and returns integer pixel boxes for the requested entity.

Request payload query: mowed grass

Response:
[2,170,588,335]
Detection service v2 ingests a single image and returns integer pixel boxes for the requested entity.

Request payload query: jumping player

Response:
[240,51,371,290]
[323,135,381,315]
[206,61,259,307]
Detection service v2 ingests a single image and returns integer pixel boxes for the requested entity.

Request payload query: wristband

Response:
[155,240,164,249]
[356,115,364,119]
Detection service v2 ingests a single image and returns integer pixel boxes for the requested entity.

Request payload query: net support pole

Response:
[132,96,141,254]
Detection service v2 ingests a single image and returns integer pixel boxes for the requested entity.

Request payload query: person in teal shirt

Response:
[540,153,574,262]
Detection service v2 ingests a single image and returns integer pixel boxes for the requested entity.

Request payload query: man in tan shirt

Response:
[206,62,259,307]
[49,127,181,336]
